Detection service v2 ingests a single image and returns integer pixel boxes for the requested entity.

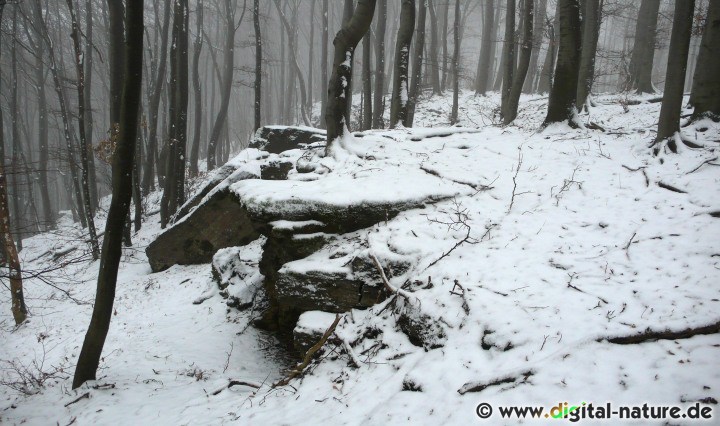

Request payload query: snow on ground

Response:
[2,91,719,425]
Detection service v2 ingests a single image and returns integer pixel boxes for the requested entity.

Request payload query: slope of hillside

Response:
[2,91,719,425]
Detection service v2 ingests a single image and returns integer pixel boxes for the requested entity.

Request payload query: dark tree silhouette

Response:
[500,0,517,123]
[405,0,427,127]
[475,0,495,95]
[576,0,601,111]
[503,0,534,125]
[390,0,416,128]
[691,0,720,120]
[628,0,661,94]
[372,0,387,128]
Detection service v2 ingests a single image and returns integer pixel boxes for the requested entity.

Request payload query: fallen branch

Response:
[211,378,262,396]
[273,314,341,388]
[370,254,413,299]
[450,280,470,315]
[657,182,687,194]
[458,370,534,395]
[64,392,90,407]
[599,320,720,345]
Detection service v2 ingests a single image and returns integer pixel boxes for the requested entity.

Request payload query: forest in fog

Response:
[1,0,719,422]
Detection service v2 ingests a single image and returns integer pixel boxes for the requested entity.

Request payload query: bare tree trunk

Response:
[84,0,98,211]
[343,0,354,126]
[690,0,720,119]
[390,0,416,128]
[321,0,329,128]
[372,0,387,128]
[576,0,600,111]
[362,32,373,130]
[503,0,533,125]
[654,0,695,152]
[190,1,204,176]
[0,3,27,326]
[427,0,442,95]
[308,0,316,115]
[500,0,516,122]
[274,0,311,126]
[73,0,144,389]
[253,0,262,131]
[538,0,559,93]
[10,9,24,250]
[142,0,171,194]
[67,0,100,260]
[440,0,450,91]
[523,0,547,93]
[325,0,377,148]
[543,0,581,126]
[628,0,661,94]
[35,31,54,230]
[475,0,495,95]
[450,0,461,123]
[406,0,427,126]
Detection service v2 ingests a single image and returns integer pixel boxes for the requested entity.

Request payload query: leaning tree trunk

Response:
[325,0,377,150]
[628,0,661,94]
[654,0,695,153]
[500,0,517,123]
[523,0,547,93]
[0,3,27,326]
[475,0,495,95]
[189,1,204,177]
[427,0,442,95]
[67,0,100,260]
[73,0,144,389]
[543,0,581,126]
[690,0,720,119]
[405,0,427,127]
[576,0,601,111]
[253,0,262,131]
[450,0,461,124]
[503,0,534,125]
[372,0,387,128]
[390,0,416,128]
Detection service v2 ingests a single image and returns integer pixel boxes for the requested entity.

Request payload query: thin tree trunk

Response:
[142,0,171,195]
[362,31,373,130]
[325,0,377,148]
[308,0,316,115]
[543,0,581,126]
[253,0,262,131]
[274,0,311,126]
[654,0,695,152]
[427,0,442,94]
[190,1,204,176]
[576,0,601,111]
[503,0,533,125]
[475,0,495,94]
[628,0,661,94]
[67,0,100,260]
[10,9,23,250]
[321,0,329,128]
[690,0,720,119]
[35,32,54,230]
[523,0,547,93]
[343,0,354,126]
[440,0,450,91]
[73,0,144,389]
[84,0,98,211]
[0,3,27,326]
[450,0,461,123]
[390,0,416,128]
[372,0,387,128]
[406,0,427,126]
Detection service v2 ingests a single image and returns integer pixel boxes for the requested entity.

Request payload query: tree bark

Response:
[308,0,316,115]
[654,0,695,152]
[362,31,373,130]
[576,0,601,111]
[406,0,427,127]
[321,0,329,128]
[253,0,262,131]
[628,0,661,94]
[35,27,54,230]
[440,0,450,91]
[500,0,517,122]
[690,0,720,119]
[372,0,387,128]
[542,0,581,126]
[503,0,534,125]
[73,0,144,389]
[84,0,98,211]
[450,0,461,123]
[538,0,559,94]
[325,0,377,149]
[390,0,416,128]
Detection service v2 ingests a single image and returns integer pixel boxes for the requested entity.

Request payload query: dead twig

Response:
[64,392,90,407]
[449,280,470,315]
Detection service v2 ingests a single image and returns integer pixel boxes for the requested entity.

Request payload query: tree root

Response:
[458,370,534,395]
[599,320,720,344]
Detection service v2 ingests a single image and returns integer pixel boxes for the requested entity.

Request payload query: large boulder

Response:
[248,125,325,154]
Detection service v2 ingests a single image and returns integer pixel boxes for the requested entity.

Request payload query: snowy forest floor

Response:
[1,91,719,425]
